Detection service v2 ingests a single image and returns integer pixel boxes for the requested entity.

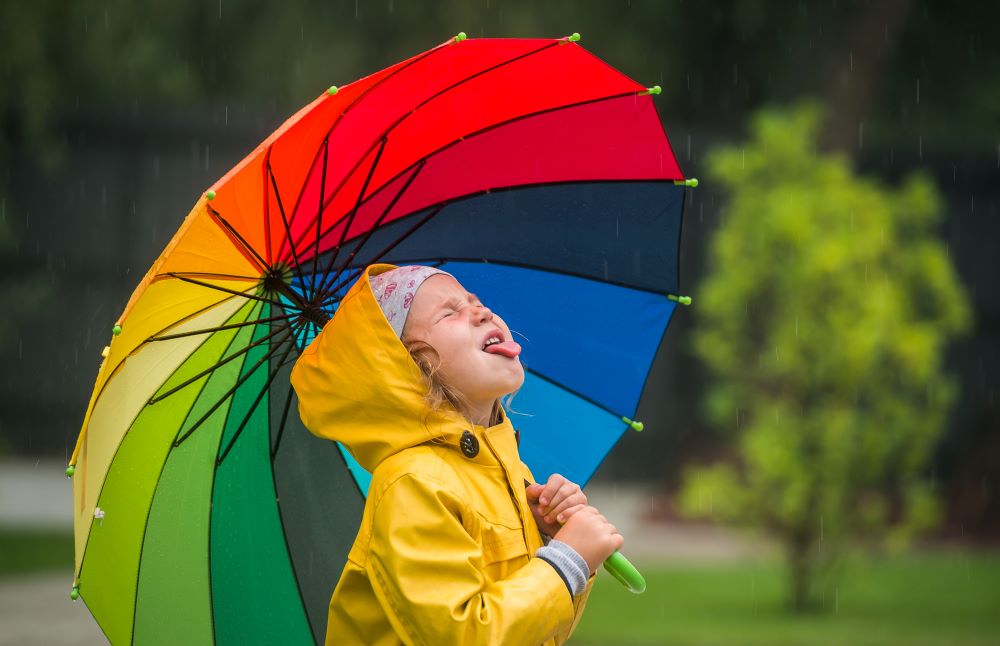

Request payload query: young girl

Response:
[291,263,623,645]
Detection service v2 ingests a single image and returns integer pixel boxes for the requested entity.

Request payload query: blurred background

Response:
[1,1,997,644]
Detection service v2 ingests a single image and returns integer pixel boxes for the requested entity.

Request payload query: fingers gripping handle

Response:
[604,551,646,594]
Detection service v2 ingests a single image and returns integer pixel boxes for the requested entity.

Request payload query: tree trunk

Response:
[787,532,815,612]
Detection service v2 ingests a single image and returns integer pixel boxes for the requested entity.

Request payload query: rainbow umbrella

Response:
[68,32,694,644]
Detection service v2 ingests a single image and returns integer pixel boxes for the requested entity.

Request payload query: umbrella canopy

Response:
[69,33,692,644]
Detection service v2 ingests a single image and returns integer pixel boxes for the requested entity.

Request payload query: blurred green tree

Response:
[679,103,971,611]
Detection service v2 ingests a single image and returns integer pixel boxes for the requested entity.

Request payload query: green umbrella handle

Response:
[603,550,646,594]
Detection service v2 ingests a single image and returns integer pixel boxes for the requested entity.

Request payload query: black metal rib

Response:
[172,327,295,446]
[309,137,388,296]
[207,206,270,274]
[216,331,299,465]
[320,204,445,303]
[148,323,291,405]
[167,272,294,310]
[307,136,331,302]
[299,90,648,290]
[282,37,449,238]
[270,385,296,460]
[286,41,560,256]
[267,159,308,305]
[313,160,426,302]
[148,312,297,342]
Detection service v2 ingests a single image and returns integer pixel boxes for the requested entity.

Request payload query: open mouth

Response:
[482,331,505,351]
[481,329,522,358]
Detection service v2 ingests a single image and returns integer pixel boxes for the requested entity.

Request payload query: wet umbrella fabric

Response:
[68,34,690,644]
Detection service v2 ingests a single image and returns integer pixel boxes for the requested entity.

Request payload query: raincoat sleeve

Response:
[365,471,577,646]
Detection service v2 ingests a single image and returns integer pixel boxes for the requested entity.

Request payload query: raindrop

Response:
[919,136,923,160]
[858,121,864,150]
[849,51,854,72]
[225,105,229,126]
[916,78,921,104]
[219,0,223,20]
[204,145,211,171]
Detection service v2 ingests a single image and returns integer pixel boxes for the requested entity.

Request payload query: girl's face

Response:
[402,275,524,421]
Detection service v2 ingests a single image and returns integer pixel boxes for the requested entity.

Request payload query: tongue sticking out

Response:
[484,340,521,358]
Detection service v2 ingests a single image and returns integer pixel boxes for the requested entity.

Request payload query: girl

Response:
[291,264,623,645]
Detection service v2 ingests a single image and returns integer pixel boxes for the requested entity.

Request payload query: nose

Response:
[473,304,493,324]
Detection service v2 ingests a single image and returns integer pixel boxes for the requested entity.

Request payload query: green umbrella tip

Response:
[327,85,339,95]
[646,85,662,95]
[70,585,79,601]
[621,416,644,432]
[668,294,693,306]
[453,32,467,43]
[65,465,75,478]
[673,178,699,188]
[567,32,581,42]
[112,324,122,336]
[205,190,216,201]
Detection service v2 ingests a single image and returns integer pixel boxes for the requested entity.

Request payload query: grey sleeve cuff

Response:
[535,539,590,597]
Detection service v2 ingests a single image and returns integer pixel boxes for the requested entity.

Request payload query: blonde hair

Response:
[403,337,506,427]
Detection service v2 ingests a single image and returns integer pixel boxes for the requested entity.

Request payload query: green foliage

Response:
[679,103,970,610]
[0,529,74,576]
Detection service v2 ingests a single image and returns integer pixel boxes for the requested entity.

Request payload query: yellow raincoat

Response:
[291,264,592,645]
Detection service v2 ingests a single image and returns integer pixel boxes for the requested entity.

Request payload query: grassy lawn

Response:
[571,551,1000,646]
[0,528,73,576]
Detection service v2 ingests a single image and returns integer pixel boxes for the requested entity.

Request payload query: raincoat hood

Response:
[291,263,486,473]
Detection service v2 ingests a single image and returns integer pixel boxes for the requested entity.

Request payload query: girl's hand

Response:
[553,506,623,574]
[525,474,587,537]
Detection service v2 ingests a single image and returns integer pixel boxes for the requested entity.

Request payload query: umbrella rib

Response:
[215,330,299,465]
[270,381,296,460]
[301,88,646,255]
[147,323,291,405]
[207,206,270,274]
[310,137,388,297]
[319,204,445,303]
[172,327,296,447]
[147,312,298,342]
[287,41,560,254]
[267,159,309,298]
[156,271,261,282]
[282,38,448,233]
[307,136,331,302]
[315,159,426,302]
[166,272,292,310]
